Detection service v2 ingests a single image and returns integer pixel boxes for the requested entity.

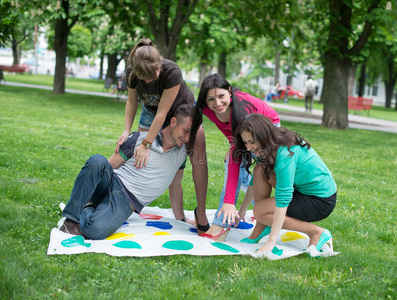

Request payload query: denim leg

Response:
[62,154,132,239]
[212,157,244,227]
[239,163,252,193]
[80,178,132,240]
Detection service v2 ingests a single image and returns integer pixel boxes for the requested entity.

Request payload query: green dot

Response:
[271,246,283,256]
[113,241,142,249]
[61,236,91,248]
[162,240,194,251]
[211,242,239,253]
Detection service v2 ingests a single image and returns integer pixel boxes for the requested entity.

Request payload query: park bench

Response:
[348,96,373,115]
[0,64,29,73]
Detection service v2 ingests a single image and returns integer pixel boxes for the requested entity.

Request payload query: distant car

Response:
[273,86,305,99]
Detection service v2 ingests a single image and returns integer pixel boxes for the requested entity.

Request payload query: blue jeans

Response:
[266,92,279,102]
[212,157,252,227]
[62,155,133,240]
[139,106,170,130]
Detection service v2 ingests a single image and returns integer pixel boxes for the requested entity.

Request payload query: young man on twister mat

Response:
[60,104,194,240]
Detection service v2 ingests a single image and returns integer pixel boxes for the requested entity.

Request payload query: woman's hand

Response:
[115,130,130,153]
[134,144,150,168]
[217,203,240,227]
[256,238,276,253]
[237,208,247,223]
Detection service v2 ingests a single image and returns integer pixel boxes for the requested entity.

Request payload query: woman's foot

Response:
[194,207,209,234]
[241,226,271,243]
[306,228,333,257]
[200,225,231,242]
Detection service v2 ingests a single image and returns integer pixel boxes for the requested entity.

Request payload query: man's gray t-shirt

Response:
[114,131,186,212]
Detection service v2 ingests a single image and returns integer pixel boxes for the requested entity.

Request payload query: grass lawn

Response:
[1,85,396,298]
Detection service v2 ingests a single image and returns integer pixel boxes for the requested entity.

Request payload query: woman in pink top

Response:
[188,73,280,241]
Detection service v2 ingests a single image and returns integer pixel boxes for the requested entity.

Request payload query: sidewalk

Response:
[268,102,397,134]
[3,81,396,134]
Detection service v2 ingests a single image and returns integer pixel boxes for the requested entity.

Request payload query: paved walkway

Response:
[268,102,397,134]
[3,81,397,134]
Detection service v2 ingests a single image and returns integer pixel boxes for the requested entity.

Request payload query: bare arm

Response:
[134,84,180,168]
[115,88,139,153]
[108,152,126,169]
[256,206,287,253]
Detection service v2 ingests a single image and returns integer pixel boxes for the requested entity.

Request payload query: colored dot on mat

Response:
[271,246,283,256]
[139,213,163,220]
[154,231,171,236]
[146,221,173,230]
[113,241,142,249]
[106,232,135,240]
[162,240,194,251]
[280,231,308,242]
[235,222,254,230]
[61,236,91,248]
[189,228,198,233]
[121,222,129,227]
[211,242,239,253]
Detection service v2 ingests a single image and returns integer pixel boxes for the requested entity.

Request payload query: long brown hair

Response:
[233,113,310,180]
[188,73,256,150]
[128,38,162,83]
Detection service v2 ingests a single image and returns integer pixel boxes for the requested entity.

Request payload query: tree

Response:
[144,0,199,61]
[321,0,386,129]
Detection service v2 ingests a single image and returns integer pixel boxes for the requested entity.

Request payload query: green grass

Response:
[1,85,397,299]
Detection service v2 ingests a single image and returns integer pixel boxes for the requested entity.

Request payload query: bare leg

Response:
[252,165,325,246]
[169,169,186,221]
[190,126,209,227]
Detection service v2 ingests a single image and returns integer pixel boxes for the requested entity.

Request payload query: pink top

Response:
[203,91,280,204]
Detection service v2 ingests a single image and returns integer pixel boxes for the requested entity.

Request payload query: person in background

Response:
[188,73,280,241]
[234,113,337,257]
[115,38,209,232]
[304,76,317,113]
[265,83,283,102]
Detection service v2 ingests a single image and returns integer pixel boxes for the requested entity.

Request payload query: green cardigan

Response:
[274,145,337,208]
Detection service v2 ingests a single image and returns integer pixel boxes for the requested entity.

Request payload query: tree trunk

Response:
[199,53,208,88]
[218,52,226,78]
[53,16,70,94]
[99,53,104,79]
[347,64,357,96]
[358,63,366,97]
[12,36,19,65]
[274,51,280,85]
[321,53,350,129]
[106,53,121,81]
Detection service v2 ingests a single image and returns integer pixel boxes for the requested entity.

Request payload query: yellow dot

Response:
[280,231,308,242]
[105,232,135,240]
[154,231,171,236]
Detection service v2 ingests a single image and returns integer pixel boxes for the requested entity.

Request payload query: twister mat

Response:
[47,205,339,260]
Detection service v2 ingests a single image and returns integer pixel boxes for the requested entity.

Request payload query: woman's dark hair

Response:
[233,113,311,180]
[188,73,256,150]
[128,38,162,83]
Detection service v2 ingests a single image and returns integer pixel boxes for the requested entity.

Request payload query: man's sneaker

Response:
[59,218,83,236]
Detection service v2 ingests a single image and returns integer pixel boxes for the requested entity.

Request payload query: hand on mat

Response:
[134,144,150,168]
[238,208,247,223]
[115,130,130,153]
[256,239,276,253]
[218,203,240,227]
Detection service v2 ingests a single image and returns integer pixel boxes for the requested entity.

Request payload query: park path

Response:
[3,81,397,134]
